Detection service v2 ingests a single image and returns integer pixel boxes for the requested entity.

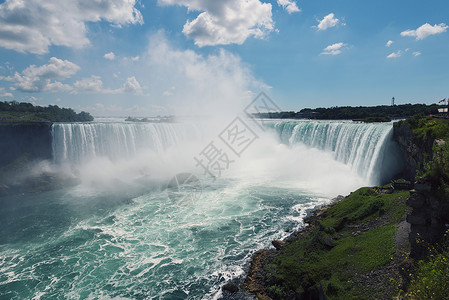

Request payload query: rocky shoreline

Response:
[226,185,416,300]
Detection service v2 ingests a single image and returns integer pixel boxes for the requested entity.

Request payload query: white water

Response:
[0,118,403,299]
[266,120,403,184]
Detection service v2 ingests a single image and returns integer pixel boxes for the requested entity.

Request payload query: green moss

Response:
[261,187,410,299]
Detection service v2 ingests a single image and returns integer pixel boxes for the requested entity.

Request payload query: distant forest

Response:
[254,103,442,122]
[0,101,93,122]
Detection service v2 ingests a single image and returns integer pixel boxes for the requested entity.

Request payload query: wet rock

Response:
[222,283,239,293]
[272,240,286,250]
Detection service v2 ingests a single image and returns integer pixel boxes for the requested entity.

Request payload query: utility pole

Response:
[391,97,395,106]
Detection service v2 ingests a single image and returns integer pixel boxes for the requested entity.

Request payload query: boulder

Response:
[272,240,286,250]
[222,283,239,293]
[321,235,335,248]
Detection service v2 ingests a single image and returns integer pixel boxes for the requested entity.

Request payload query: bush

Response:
[407,251,449,299]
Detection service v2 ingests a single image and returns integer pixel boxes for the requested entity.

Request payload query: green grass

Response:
[261,186,410,299]
[319,187,408,230]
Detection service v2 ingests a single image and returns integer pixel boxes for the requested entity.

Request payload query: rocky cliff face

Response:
[407,182,449,258]
[0,122,53,169]
[394,121,449,258]
[393,122,434,181]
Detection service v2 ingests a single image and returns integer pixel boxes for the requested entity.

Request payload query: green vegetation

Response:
[125,116,149,122]
[353,116,391,123]
[406,234,449,299]
[397,115,449,193]
[258,187,410,299]
[254,103,440,121]
[401,115,449,141]
[0,101,93,122]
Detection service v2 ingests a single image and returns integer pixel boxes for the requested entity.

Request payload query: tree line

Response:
[253,103,441,121]
[0,101,93,122]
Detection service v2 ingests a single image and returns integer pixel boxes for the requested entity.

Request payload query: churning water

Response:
[0,118,402,299]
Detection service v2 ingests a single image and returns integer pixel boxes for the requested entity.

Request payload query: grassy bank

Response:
[245,186,411,299]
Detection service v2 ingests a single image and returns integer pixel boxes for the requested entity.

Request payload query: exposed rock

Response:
[222,283,239,293]
[393,122,434,181]
[406,190,426,208]
[332,195,345,202]
[392,179,413,190]
[406,215,427,225]
[414,182,431,192]
[272,240,286,250]
[435,139,446,146]
[321,235,335,248]
[0,123,52,168]
[407,187,449,258]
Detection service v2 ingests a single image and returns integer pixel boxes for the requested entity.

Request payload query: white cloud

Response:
[277,0,300,14]
[158,0,274,47]
[0,0,143,54]
[387,50,402,59]
[131,56,140,61]
[386,40,394,47]
[142,31,267,117]
[123,76,142,94]
[316,13,342,31]
[73,75,142,95]
[104,52,116,60]
[0,87,13,98]
[401,23,448,40]
[73,75,104,93]
[413,51,421,57]
[8,57,80,92]
[321,42,347,55]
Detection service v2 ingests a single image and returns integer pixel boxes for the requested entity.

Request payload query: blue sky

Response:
[0,0,448,116]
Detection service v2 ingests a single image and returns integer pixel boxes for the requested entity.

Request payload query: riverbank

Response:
[241,185,412,299]
[237,116,449,299]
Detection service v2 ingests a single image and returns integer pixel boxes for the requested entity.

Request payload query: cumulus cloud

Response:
[277,0,300,14]
[123,76,142,94]
[141,31,267,117]
[73,75,142,95]
[0,0,143,54]
[321,42,347,55]
[386,40,394,47]
[316,13,342,31]
[104,52,116,60]
[0,87,13,98]
[73,76,104,93]
[158,0,274,47]
[7,57,80,92]
[413,51,421,57]
[401,23,448,40]
[387,50,402,59]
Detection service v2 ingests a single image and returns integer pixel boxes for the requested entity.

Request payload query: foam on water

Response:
[0,119,402,299]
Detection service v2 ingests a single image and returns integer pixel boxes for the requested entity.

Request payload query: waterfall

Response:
[52,122,201,164]
[51,119,403,185]
[266,120,403,184]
